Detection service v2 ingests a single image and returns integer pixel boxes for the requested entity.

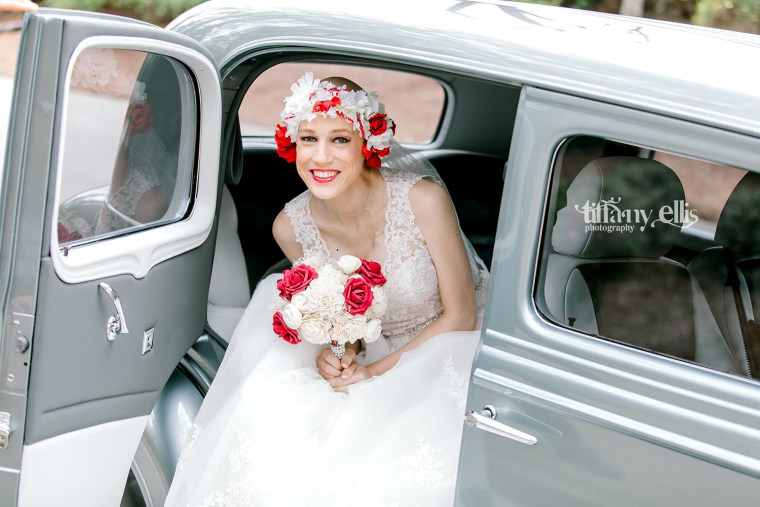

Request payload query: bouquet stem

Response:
[330,340,345,360]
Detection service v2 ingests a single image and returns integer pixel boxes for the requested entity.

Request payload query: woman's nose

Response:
[313,141,333,164]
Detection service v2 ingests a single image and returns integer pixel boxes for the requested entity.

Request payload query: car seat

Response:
[207,185,250,342]
[543,156,734,368]
[689,171,760,378]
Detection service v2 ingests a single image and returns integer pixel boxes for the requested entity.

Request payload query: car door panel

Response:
[0,9,221,505]
[456,87,760,506]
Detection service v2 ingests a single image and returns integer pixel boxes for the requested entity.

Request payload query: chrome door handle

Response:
[98,282,130,341]
[465,405,537,445]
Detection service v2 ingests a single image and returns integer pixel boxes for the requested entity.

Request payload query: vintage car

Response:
[1,0,759,505]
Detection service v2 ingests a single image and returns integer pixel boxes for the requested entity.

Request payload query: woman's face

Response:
[295,115,365,201]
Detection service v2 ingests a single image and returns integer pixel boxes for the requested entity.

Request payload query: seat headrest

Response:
[715,172,760,255]
[552,157,684,259]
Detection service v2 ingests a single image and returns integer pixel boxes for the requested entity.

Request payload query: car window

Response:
[57,48,197,246]
[535,135,759,381]
[0,26,22,171]
[239,62,445,144]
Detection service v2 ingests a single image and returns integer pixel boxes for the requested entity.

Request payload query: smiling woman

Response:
[164,72,488,506]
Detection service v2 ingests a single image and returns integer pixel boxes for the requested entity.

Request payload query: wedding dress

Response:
[165,168,488,507]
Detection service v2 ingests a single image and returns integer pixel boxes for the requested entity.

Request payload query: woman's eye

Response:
[333,137,350,144]
[299,136,316,143]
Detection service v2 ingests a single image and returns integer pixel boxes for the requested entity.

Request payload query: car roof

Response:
[169,0,760,138]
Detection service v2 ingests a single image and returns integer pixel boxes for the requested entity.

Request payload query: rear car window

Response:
[239,62,445,144]
[535,135,759,382]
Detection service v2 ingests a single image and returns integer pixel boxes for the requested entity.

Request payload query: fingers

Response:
[340,362,358,379]
[340,348,357,369]
[317,348,342,379]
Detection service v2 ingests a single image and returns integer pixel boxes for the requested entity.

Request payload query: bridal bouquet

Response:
[272,255,387,359]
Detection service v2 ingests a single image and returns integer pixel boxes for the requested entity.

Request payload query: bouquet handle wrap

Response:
[330,341,346,360]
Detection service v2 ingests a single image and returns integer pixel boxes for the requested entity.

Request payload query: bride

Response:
[165,73,489,506]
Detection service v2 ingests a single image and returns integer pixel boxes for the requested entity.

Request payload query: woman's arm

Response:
[272,209,304,262]
[330,179,477,387]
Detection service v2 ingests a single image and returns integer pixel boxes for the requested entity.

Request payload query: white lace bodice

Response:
[285,169,442,351]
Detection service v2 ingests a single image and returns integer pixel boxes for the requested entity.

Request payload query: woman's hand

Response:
[316,345,357,380]
[327,363,374,392]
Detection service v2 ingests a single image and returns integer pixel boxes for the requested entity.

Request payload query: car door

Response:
[0,9,221,506]
[456,87,760,505]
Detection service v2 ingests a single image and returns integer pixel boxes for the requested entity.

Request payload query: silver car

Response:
[1,0,759,505]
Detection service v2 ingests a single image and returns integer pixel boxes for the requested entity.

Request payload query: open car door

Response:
[0,9,221,505]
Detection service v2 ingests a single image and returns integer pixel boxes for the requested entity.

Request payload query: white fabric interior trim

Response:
[17,416,148,507]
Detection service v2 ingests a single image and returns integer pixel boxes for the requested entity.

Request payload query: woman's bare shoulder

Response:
[409,178,454,219]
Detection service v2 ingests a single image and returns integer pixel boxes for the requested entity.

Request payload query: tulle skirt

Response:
[165,275,480,507]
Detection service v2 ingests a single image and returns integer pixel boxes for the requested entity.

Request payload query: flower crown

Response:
[275,72,396,168]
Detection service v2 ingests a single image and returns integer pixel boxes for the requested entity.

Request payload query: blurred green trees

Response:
[40,0,204,25]
[38,0,760,33]
[521,0,759,33]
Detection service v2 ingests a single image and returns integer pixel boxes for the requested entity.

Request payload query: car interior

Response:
[537,135,759,381]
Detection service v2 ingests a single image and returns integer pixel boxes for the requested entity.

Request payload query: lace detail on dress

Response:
[285,190,329,260]
[444,355,468,412]
[175,423,203,475]
[398,436,454,488]
[380,170,443,350]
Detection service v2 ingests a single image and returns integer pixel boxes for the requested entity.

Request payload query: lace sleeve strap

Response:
[283,190,328,260]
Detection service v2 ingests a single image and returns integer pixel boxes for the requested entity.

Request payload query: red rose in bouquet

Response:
[344,276,374,316]
[358,258,387,286]
[277,263,319,300]
[273,312,300,344]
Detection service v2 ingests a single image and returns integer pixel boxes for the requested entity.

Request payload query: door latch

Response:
[465,405,538,445]
[0,411,11,449]
[98,282,130,342]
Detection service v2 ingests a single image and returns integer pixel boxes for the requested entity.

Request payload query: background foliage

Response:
[40,0,204,25]
[38,0,760,33]
[521,0,759,33]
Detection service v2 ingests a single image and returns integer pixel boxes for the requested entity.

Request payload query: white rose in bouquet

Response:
[337,255,361,274]
[364,319,383,343]
[331,314,368,344]
[291,292,309,312]
[282,303,302,329]
[299,317,331,345]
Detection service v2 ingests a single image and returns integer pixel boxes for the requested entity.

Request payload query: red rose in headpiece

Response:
[344,277,374,316]
[125,102,153,136]
[277,263,319,300]
[369,114,388,136]
[275,124,297,163]
[313,96,341,113]
[358,258,386,286]
[362,143,390,169]
[273,312,300,344]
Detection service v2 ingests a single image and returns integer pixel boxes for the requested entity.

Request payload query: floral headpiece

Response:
[275,72,396,168]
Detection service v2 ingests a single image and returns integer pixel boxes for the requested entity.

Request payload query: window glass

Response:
[239,63,445,144]
[0,24,23,167]
[536,135,759,381]
[57,48,197,245]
